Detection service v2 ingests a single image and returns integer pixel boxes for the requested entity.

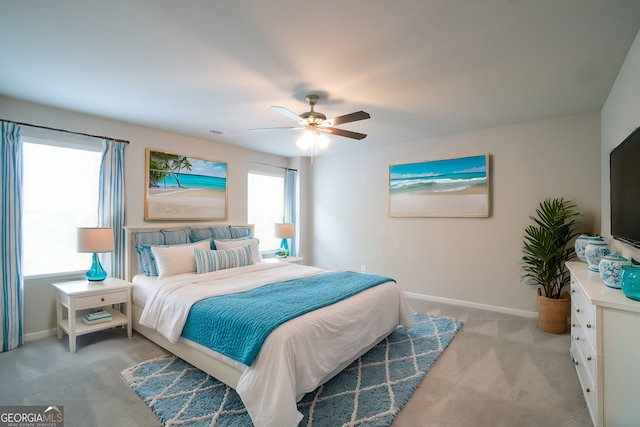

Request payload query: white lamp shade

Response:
[77,227,115,253]
[274,223,295,239]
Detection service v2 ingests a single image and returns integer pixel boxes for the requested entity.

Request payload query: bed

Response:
[124,224,413,427]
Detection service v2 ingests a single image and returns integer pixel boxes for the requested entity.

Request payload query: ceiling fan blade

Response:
[322,127,368,140]
[270,106,303,124]
[326,111,370,126]
[248,126,303,131]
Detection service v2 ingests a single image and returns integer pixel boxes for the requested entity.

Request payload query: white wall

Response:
[0,96,300,337]
[6,24,639,333]
[601,29,640,262]
[310,113,601,314]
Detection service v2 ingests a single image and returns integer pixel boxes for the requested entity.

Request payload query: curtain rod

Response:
[252,161,297,172]
[1,118,130,144]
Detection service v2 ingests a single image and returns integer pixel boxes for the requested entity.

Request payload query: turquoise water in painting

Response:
[390,155,487,194]
[154,173,226,190]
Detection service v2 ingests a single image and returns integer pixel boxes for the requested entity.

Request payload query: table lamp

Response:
[77,227,114,282]
[274,223,295,257]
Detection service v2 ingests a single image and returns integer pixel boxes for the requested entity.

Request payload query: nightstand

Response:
[266,256,303,265]
[52,278,133,352]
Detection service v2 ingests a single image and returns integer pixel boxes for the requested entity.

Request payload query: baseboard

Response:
[403,291,538,319]
[24,328,56,342]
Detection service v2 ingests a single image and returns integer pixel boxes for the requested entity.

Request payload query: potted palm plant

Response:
[522,198,580,333]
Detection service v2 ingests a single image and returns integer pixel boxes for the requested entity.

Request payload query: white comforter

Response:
[139,262,413,427]
[139,262,324,343]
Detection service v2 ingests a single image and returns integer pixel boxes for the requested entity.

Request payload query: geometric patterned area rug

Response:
[121,313,463,427]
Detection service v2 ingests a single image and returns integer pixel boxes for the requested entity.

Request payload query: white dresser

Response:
[566,262,640,427]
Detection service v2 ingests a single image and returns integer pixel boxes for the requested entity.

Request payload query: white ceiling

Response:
[1,1,639,157]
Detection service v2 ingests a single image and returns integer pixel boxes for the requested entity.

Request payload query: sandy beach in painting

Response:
[147,187,226,219]
[389,184,488,217]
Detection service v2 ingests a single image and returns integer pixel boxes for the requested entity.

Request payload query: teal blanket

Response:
[181,271,395,365]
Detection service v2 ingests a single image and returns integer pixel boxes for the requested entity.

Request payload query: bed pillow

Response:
[150,239,212,279]
[138,239,213,277]
[230,226,253,239]
[214,238,261,264]
[134,231,165,274]
[189,227,214,244]
[210,226,233,241]
[194,245,253,274]
[135,245,157,276]
[161,228,190,245]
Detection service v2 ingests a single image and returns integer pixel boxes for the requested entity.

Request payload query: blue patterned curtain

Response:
[1,122,23,352]
[283,168,298,256]
[98,139,126,279]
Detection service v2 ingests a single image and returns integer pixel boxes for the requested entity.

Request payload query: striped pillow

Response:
[189,227,214,244]
[161,228,190,245]
[194,245,253,274]
[134,231,165,274]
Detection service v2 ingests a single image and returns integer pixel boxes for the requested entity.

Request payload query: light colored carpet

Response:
[121,313,462,426]
[0,299,592,427]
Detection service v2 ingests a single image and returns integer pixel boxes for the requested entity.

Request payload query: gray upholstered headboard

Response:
[123,224,254,282]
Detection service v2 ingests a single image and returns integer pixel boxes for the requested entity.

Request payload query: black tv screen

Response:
[611,126,640,249]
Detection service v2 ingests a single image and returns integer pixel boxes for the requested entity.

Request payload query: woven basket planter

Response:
[536,289,570,334]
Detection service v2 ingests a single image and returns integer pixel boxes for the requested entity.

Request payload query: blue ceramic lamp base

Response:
[277,238,289,257]
[85,253,107,282]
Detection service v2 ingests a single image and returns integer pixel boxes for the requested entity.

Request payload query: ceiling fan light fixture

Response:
[251,94,370,149]
[296,129,329,150]
[317,133,330,149]
[296,130,314,149]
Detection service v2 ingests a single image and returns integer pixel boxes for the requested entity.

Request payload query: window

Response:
[247,171,284,252]
[22,135,102,277]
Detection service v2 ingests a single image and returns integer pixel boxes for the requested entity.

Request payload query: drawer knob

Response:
[587,356,592,361]
[571,288,576,293]
[575,336,580,341]
[586,323,592,329]
[575,361,579,366]
[576,308,581,313]
[101,297,105,302]
[586,387,591,393]
[571,323,576,328]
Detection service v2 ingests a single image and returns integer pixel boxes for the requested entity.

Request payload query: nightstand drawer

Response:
[75,290,128,309]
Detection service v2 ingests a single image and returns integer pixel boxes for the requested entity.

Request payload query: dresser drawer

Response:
[571,324,597,385]
[75,290,128,310]
[572,339,597,422]
[571,283,596,345]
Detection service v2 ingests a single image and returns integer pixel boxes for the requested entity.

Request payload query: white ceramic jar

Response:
[598,253,631,288]
[575,235,604,262]
[585,241,610,272]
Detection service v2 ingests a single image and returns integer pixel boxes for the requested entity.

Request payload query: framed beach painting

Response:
[389,154,490,217]
[144,148,227,220]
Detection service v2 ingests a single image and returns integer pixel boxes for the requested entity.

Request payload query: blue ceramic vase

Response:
[620,265,640,301]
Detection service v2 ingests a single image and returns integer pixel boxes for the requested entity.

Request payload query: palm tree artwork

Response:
[145,148,227,220]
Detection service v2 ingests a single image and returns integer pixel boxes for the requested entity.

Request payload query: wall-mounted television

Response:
[610,126,640,249]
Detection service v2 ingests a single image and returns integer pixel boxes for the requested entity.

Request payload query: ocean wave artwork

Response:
[389,155,489,217]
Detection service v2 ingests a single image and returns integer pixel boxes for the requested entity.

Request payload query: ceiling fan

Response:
[250,95,370,149]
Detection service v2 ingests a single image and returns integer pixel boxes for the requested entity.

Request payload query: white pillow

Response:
[150,240,212,279]
[214,238,261,264]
